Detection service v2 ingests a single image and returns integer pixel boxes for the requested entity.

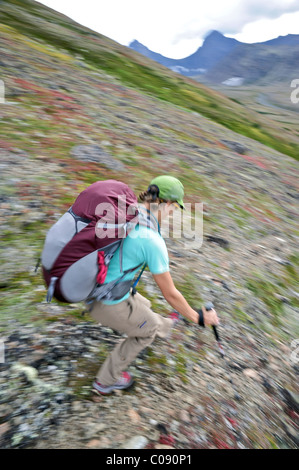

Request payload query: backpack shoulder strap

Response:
[136,206,160,234]
[131,263,147,296]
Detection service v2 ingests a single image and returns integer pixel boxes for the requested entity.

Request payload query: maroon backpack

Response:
[41,180,154,304]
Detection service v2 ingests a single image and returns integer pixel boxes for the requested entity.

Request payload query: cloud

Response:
[173,0,299,42]
[241,0,299,20]
[38,0,299,58]
[234,11,299,43]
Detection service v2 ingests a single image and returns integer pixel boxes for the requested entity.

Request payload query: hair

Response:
[138,184,165,205]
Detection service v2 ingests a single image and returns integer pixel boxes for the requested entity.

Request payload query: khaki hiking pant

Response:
[90,293,173,385]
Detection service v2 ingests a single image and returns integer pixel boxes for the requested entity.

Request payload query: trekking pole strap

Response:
[197,308,205,327]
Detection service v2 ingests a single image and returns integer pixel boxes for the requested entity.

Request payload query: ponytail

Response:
[139,184,163,204]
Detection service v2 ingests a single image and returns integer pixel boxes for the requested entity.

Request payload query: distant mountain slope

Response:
[262,34,299,47]
[178,31,239,71]
[130,31,240,75]
[204,41,299,85]
[129,32,299,85]
[128,40,179,68]
[0,0,298,159]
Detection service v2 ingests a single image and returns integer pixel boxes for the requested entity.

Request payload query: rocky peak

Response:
[202,30,239,49]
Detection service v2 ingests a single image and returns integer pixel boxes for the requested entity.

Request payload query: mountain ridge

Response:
[129,31,240,73]
[129,31,299,84]
[0,0,298,160]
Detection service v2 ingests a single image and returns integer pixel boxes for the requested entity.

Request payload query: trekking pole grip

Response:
[204,302,220,341]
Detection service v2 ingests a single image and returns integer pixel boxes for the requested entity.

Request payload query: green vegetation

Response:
[174,345,188,383]
[232,306,255,325]
[0,1,298,342]
[283,253,299,285]
[175,273,203,310]
[1,0,299,160]
[246,276,284,327]
[70,343,109,399]
[235,254,299,334]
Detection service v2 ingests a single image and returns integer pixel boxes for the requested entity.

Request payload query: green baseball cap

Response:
[150,175,185,209]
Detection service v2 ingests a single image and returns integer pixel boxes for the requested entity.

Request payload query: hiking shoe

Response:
[92,371,134,395]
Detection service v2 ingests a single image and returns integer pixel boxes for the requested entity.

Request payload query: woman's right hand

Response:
[202,306,219,326]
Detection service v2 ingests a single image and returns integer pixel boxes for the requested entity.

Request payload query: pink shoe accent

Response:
[169,311,180,325]
[93,371,134,395]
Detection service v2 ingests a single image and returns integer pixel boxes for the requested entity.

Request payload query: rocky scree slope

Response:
[1,0,298,160]
[0,2,298,450]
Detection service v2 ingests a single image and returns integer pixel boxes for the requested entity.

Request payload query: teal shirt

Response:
[102,223,169,305]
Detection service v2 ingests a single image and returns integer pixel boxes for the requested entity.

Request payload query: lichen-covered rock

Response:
[71,145,126,171]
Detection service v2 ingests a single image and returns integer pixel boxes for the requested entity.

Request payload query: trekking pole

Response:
[204,302,240,400]
[204,302,225,358]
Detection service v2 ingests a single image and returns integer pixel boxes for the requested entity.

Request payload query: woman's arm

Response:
[153,271,219,326]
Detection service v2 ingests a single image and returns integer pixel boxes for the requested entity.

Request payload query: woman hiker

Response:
[91,175,219,395]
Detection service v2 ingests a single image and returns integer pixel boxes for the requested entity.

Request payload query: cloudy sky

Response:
[38,0,299,58]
